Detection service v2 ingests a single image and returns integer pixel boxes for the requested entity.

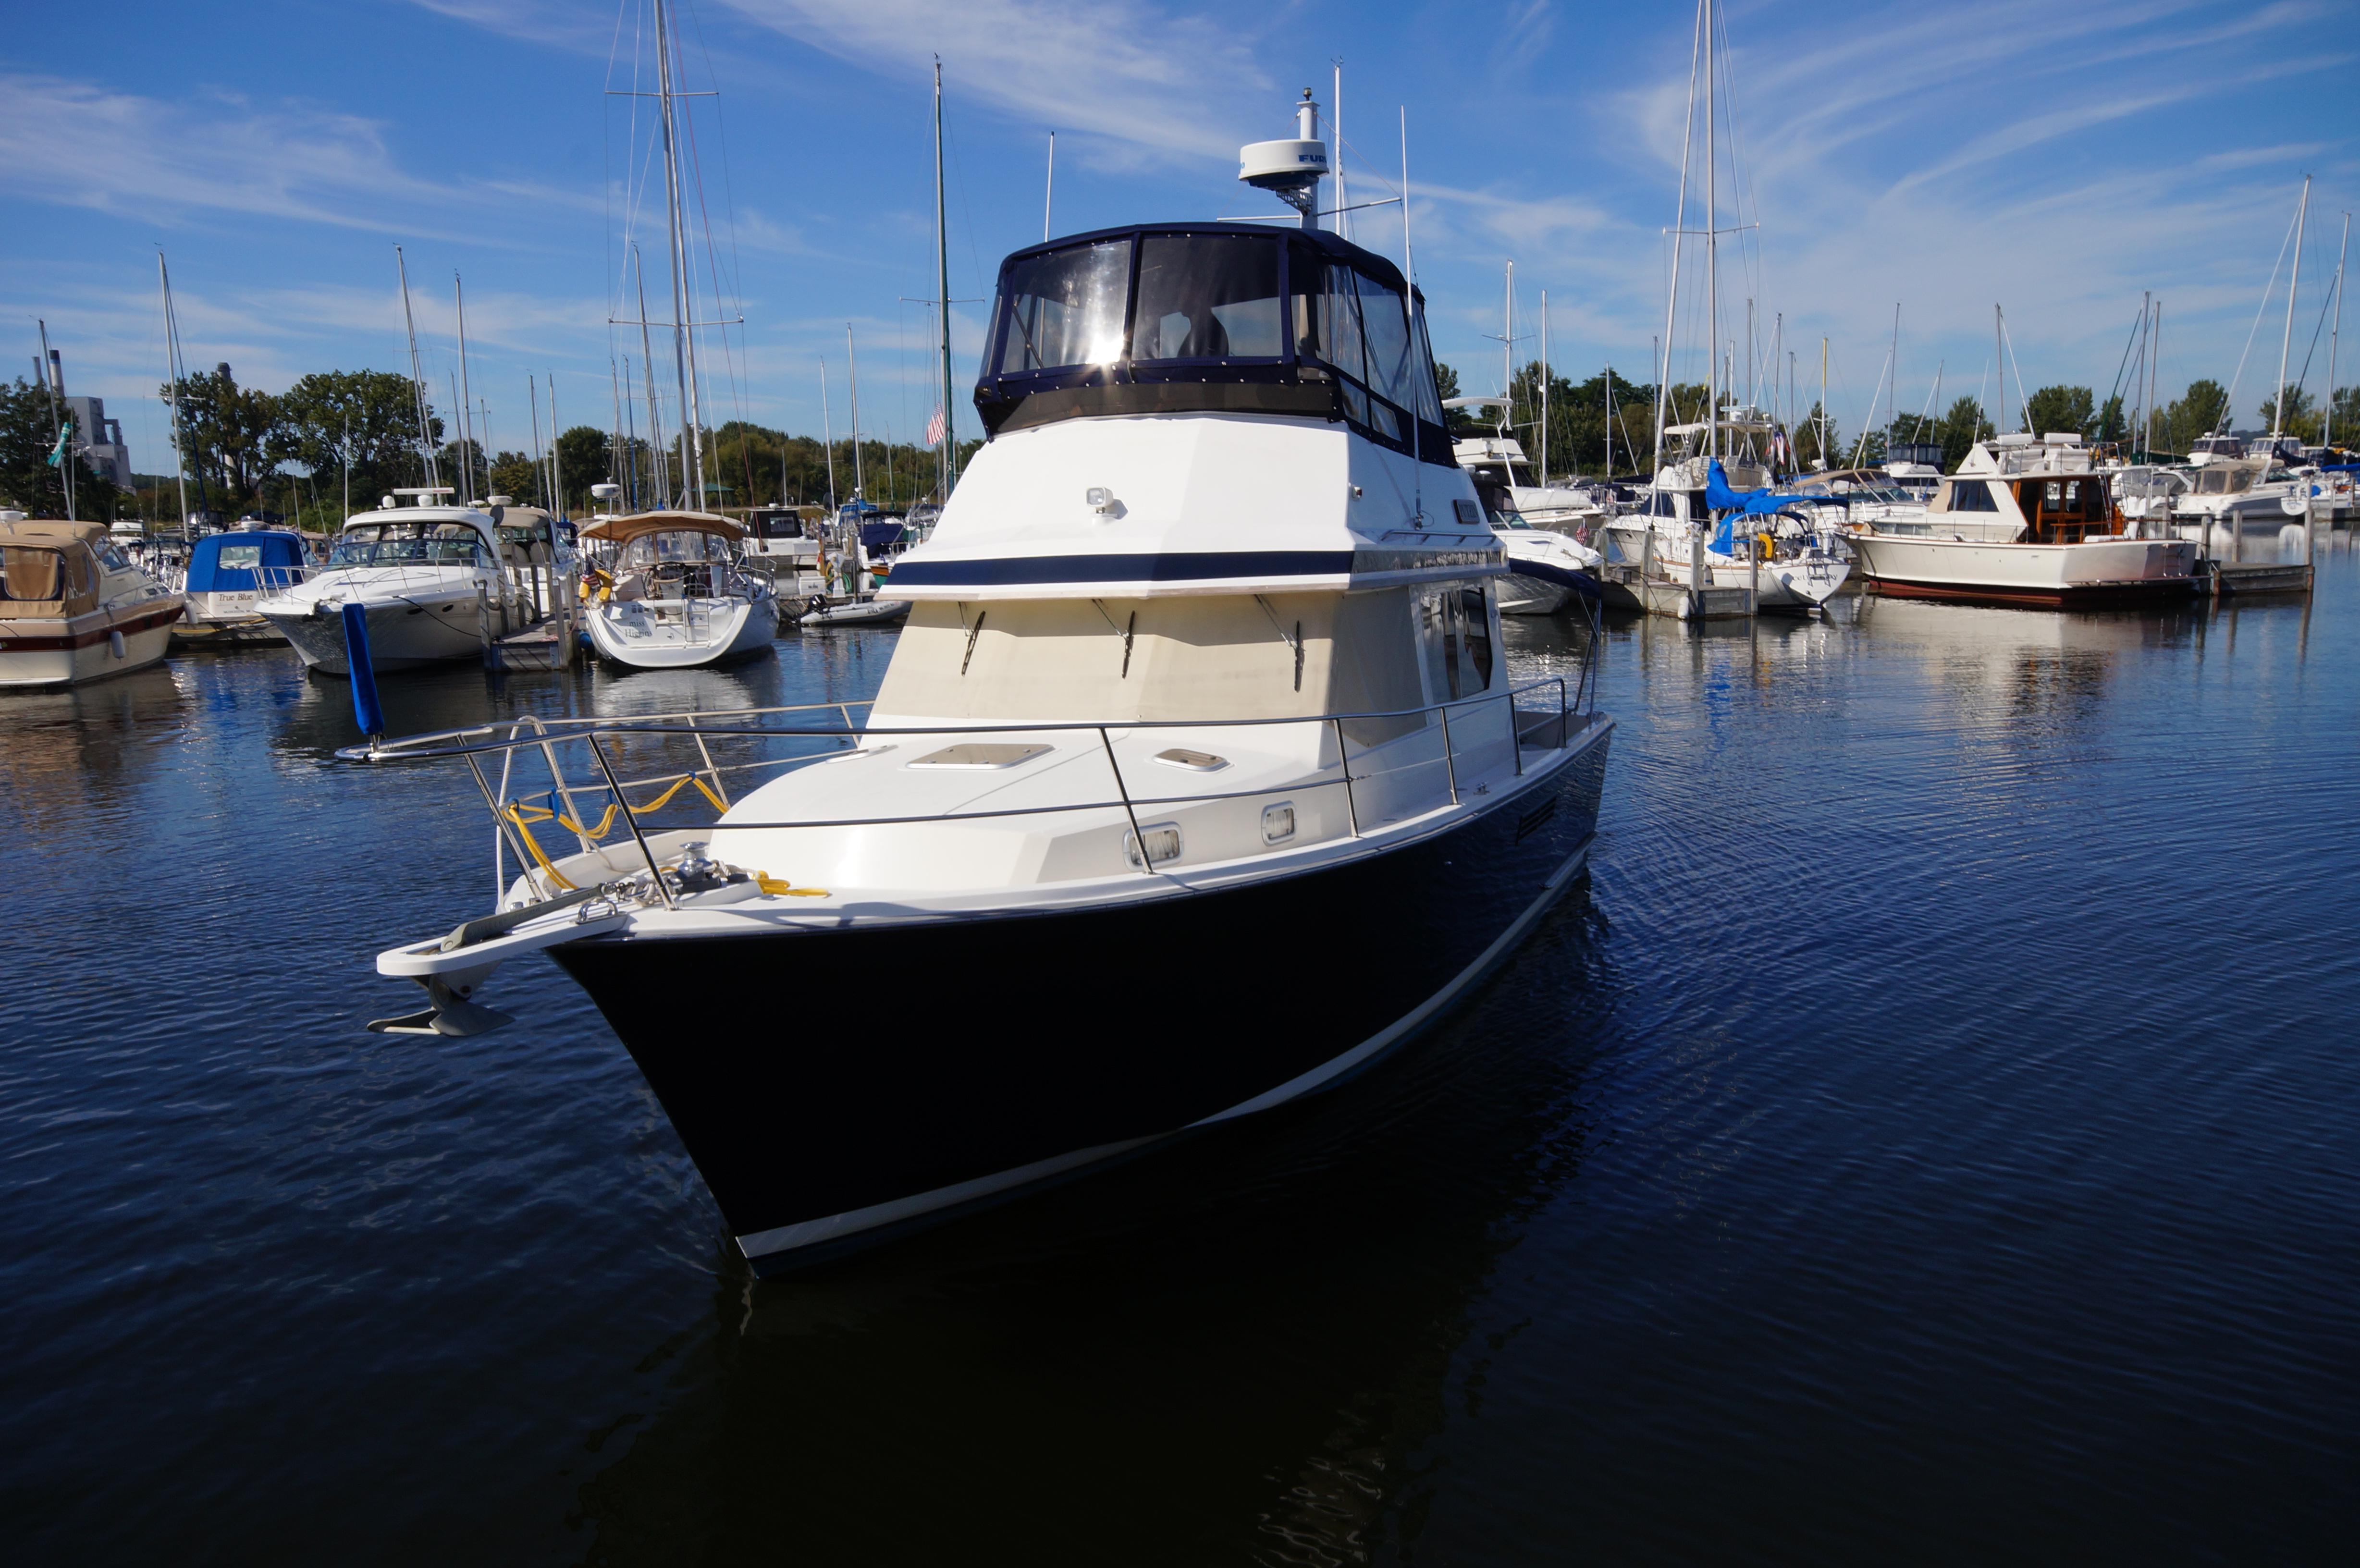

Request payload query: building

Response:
[43,349,132,489]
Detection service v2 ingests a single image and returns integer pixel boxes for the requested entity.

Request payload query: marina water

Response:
[6,545,2356,1562]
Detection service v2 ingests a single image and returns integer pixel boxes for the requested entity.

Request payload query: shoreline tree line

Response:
[3,363,2353,525]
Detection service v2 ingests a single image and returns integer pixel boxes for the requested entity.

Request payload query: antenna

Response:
[1238,89,1330,229]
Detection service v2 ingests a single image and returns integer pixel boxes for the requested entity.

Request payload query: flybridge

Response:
[971,223,1456,470]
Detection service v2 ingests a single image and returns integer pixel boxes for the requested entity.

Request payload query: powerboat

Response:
[1492,514,1601,616]
[580,511,779,669]
[1454,430,1607,536]
[173,523,310,645]
[1844,433,2200,605]
[743,505,831,600]
[354,159,1613,1270]
[0,514,184,686]
[258,491,536,674]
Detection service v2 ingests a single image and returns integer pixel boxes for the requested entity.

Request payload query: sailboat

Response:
[580,0,779,668]
[1601,0,1848,614]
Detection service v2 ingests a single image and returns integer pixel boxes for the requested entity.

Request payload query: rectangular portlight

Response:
[1261,802,1296,844]
[1153,747,1227,772]
[1124,822,1183,867]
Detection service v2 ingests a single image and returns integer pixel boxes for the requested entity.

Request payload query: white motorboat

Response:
[0,514,184,687]
[1492,515,1601,615]
[743,505,831,600]
[1845,433,2200,605]
[1454,430,1607,536]
[355,135,1614,1271]
[172,524,310,645]
[258,491,539,674]
[2167,457,2305,548]
[580,511,779,669]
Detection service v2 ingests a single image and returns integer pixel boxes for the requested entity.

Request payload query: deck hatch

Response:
[907,743,1052,770]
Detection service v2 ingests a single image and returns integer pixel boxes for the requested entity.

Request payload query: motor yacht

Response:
[580,511,779,669]
[2168,456,2306,551]
[1491,514,1601,616]
[173,523,310,645]
[258,490,542,674]
[1845,433,2199,605]
[355,164,1613,1269]
[0,514,184,686]
[743,505,831,600]
[1454,429,1607,537]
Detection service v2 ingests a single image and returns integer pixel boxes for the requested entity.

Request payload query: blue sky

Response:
[4,0,2354,477]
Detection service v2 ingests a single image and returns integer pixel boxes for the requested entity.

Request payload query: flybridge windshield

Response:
[977,225,1450,463]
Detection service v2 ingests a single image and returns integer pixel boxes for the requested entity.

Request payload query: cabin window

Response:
[1130,234,1283,360]
[1323,265,1369,386]
[992,239,1131,373]
[0,546,62,600]
[217,544,262,571]
[1356,271,1416,411]
[1947,480,1998,512]
[1419,583,1494,702]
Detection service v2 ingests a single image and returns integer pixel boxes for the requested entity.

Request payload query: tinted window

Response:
[1130,235,1282,360]
[993,239,1130,374]
[1948,480,1997,512]
[1324,265,1368,386]
[1356,271,1415,409]
[1408,303,1446,426]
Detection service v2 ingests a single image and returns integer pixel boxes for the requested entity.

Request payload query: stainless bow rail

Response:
[342,674,1594,907]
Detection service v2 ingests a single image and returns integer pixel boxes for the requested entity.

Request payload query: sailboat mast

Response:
[2328,214,2349,448]
[2146,304,2162,459]
[455,272,476,504]
[820,360,836,514]
[1994,305,2004,434]
[651,0,704,509]
[396,246,439,487]
[1704,0,1718,465]
[632,245,668,503]
[1653,0,1703,477]
[157,252,191,531]
[1603,359,1613,478]
[2272,174,2310,442]
[1539,288,1549,484]
[1501,261,1513,435]
[846,324,864,498]
[935,58,955,500]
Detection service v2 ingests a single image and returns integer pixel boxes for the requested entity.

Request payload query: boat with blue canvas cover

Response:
[173,524,310,645]
[352,94,1612,1270]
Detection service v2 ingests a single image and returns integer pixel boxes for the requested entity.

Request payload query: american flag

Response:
[924,405,946,448]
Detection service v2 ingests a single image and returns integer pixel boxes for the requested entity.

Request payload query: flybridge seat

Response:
[971,222,1456,469]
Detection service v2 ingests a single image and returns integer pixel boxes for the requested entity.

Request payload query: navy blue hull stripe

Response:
[891,551,1356,587]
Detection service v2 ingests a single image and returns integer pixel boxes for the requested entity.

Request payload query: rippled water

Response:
[6,544,2357,1564]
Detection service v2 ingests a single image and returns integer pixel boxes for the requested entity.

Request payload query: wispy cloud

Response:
[0,73,598,236]
[714,0,1277,161]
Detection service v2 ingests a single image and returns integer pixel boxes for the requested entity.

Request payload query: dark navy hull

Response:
[554,722,1611,1266]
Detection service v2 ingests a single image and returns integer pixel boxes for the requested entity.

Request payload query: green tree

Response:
[1435,362,1486,436]
[1937,396,1992,471]
[2330,386,2358,447]
[553,426,612,515]
[487,451,540,505]
[2096,393,2128,444]
[2157,378,2230,454]
[266,369,440,513]
[2022,384,2094,438]
[2255,385,2321,444]
[0,377,118,517]
[1794,401,1842,469]
[164,365,278,508]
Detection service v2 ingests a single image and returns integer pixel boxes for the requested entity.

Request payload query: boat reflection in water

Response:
[565,896,1609,1564]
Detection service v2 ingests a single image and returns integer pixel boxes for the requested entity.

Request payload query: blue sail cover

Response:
[1705,461,1824,551]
